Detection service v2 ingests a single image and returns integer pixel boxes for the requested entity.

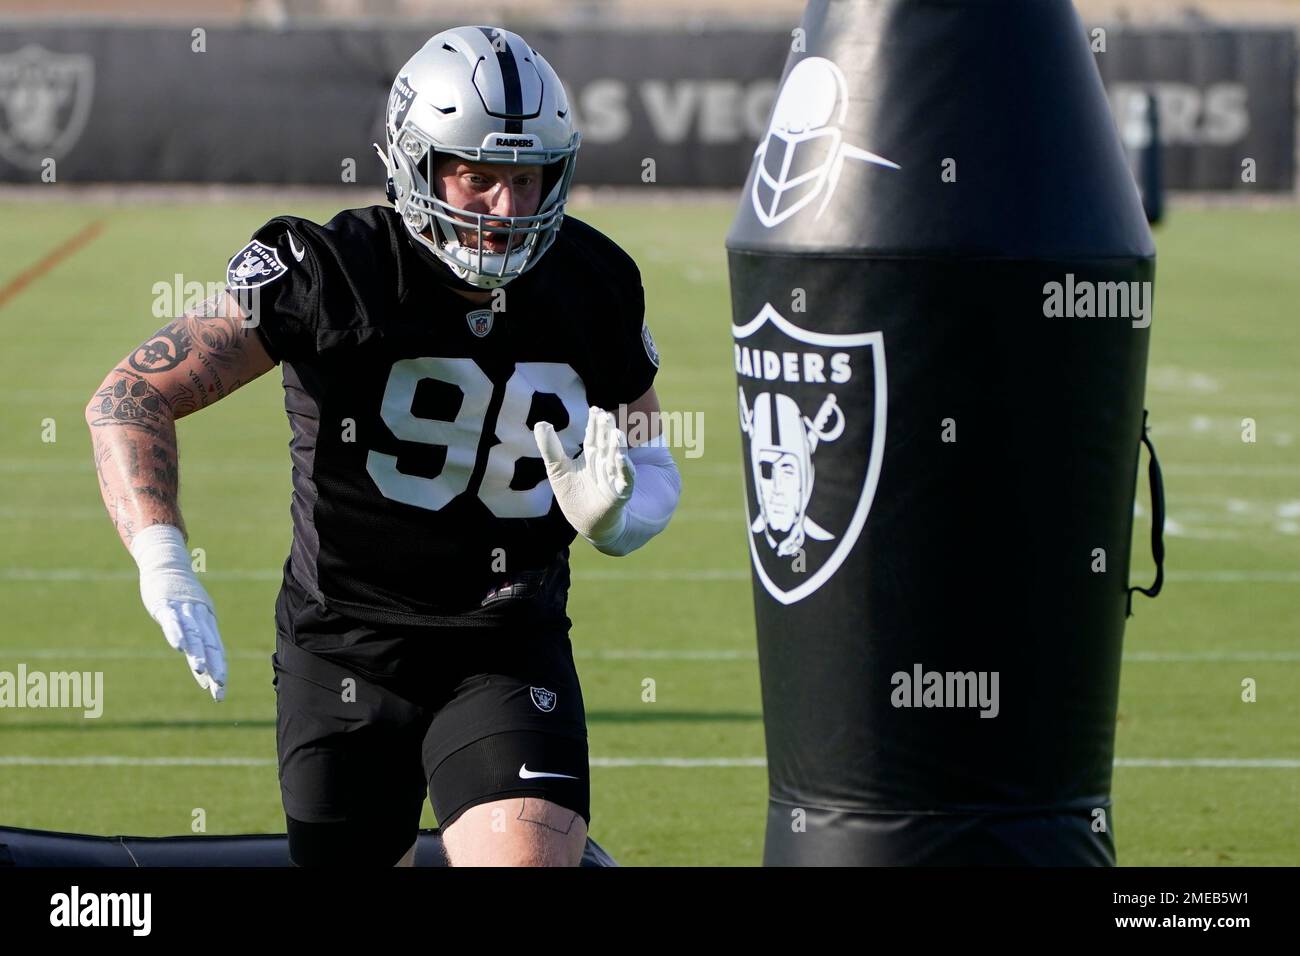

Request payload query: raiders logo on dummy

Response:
[734,303,886,605]
[727,0,1162,867]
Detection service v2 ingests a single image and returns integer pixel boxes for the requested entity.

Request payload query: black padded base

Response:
[0,824,617,867]
[764,802,1115,866]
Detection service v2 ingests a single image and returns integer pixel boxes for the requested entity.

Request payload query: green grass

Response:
[0,198,1296,866]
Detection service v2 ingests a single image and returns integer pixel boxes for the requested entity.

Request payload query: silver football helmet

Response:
[377,26,580,289]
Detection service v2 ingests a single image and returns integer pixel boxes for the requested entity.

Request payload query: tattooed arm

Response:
[85,291,275,701]
[85,291,275,549]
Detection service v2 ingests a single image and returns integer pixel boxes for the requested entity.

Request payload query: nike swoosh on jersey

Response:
[287,234,305,262]
[518,763,580,780]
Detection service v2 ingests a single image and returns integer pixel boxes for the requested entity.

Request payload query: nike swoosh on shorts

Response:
[518,763,580,780]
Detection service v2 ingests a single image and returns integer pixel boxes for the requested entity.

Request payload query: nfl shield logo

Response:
[529,686,557,712]
[734,303,887,605]
[467,309,494,338]
[0,45,94,169]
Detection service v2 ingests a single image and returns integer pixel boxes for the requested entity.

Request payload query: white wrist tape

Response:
[588,436,681,557]
[130,524,212,616]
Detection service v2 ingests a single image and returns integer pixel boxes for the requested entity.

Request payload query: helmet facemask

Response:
[385,123,579,290]
[379,28,581,289]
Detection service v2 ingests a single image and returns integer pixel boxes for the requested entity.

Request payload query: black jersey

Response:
[225,206,658,630]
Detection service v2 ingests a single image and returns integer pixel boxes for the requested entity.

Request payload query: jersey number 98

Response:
[366,357,587,518]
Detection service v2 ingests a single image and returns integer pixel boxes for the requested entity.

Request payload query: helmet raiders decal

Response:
[226,240,287,290]
[734,303,886,605]
[387,73,416,131]
[750,57,899,229]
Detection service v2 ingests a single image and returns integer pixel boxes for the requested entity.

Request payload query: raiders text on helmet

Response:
[377,26,580,288]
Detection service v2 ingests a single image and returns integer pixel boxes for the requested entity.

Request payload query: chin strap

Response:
[372,142,397,203]
[399,226,503,295]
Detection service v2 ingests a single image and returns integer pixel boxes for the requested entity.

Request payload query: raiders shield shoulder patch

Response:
[227,240,287,290]
[641,321,660,368]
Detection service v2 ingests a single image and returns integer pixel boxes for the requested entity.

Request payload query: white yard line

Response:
[0,569,280,582]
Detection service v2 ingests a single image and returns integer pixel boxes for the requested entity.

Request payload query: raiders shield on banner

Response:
[0,45,94,170]
[734,304,885,605]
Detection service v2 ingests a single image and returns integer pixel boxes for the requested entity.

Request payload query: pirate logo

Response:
[226,240,287,290]
[741,391,845,558]
[530,686,557,713]
[749,56,899,229]
[0,45,94,169]
[466,308,493,337]
[734,303,887,604]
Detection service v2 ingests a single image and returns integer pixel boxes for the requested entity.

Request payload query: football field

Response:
[0,196,1296,866]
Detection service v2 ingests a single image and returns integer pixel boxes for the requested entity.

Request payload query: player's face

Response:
[432,158,544,255]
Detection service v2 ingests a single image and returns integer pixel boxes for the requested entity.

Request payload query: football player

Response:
[85,25,681,867]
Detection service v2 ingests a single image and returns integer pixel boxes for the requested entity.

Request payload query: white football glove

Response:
[130,525,227,701]
[534,406,635,551]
